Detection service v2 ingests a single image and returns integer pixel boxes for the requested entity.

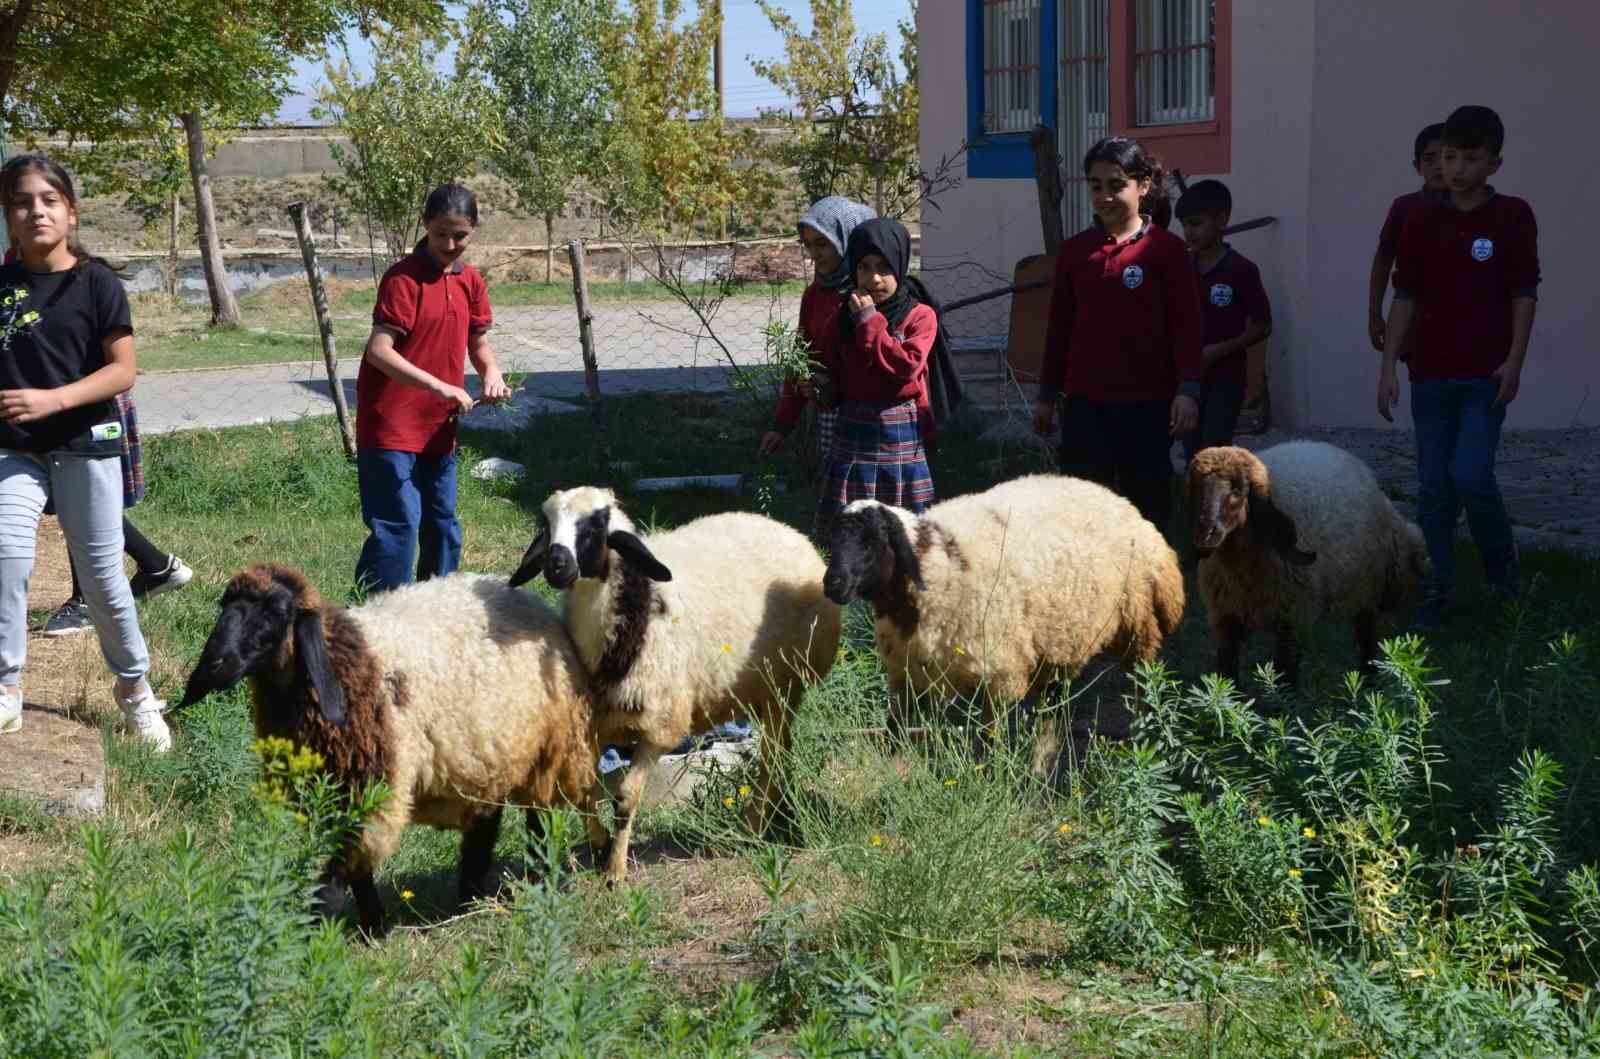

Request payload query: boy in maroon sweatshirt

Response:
[1175,179,1271,459]
[1368,122,1446,357]
[1378,105,1539,629]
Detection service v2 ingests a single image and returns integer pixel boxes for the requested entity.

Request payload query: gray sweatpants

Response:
[0,449,149,686]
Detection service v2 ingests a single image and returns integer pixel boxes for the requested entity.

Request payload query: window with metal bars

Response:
[981,0,1044,134]
[1133,0,1216,126]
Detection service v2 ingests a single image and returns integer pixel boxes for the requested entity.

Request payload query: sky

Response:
[277,0,914,124]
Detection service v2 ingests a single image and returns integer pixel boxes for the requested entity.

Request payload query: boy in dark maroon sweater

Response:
[1175,179,1271,460]
[1378,105,1539,629]
[1368,122,1446,356]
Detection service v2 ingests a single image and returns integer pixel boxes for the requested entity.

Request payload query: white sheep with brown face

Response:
[511,487,842,884]
[1186,441,1431,688]
[821,474,1186,727]
[177,564,608,935]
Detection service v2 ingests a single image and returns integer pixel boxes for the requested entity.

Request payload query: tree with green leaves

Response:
[471,0,613,284]
[3,0,442,325]
[597,0,772,236]
[315,21,503,266]
[750,0,923,220]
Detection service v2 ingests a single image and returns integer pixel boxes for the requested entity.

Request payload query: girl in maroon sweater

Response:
[1032,137,1202,533]
[817,217,938,539]
[760,196,875,468]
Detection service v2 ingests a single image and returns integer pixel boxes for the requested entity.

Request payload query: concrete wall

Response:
[917,1,1600,428]
[208,135,346,179]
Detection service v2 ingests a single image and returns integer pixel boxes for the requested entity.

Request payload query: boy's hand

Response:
[1168,394,1199,437]
[758,430,785,454]
[436,383,476,416]
[0,388,63,423]
[1031,398,1057,437]
[1376,366,1399,422]
[848,290,875,316]
[1492,360,1522,407]
[1368,312,1386,353]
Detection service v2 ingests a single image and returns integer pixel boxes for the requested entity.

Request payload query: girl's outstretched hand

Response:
[480,369,512,404]
[0,388,63,424]
[1168,394,1199,437]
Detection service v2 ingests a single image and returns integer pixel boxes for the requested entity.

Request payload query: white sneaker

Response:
[0,683,20,734]
[115,679,172,752]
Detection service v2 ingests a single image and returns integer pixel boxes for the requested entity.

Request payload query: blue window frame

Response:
[967,0,1058,179]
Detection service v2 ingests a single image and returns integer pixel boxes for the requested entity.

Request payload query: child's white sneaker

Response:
[0,683,20,734]
[115,678,171,752]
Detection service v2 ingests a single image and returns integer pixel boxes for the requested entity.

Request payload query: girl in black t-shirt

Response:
[0,154,170,748]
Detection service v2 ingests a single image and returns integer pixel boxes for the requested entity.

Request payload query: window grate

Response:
[1134,0,1215,126]
[1058,0,1110,231]
[982,0,1043,134]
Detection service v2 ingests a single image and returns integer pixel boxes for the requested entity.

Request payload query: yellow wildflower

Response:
[738,785,751,798]
[952,645,966,656]
[1058,823,1073,836]
[944,779,958,788]
[723,796,736,809]
[721,643,733,653]
[401,889,415,901]
[1288,868,1303,879]
[869,834,884,847]
[1303,826,1317,839]
[1257,815,1272,827]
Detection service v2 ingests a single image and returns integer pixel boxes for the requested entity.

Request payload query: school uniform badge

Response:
[1122,265,1145,289]
[1471,238,1494,261]
[1209,283,1234,307]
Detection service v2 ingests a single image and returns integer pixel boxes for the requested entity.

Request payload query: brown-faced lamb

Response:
[510,487,841,884]
[1186,440,1431,688]
[821,474,1185,725]
[176,563,607,934]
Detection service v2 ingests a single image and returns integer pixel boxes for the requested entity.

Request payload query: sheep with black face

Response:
[510,486,841,884]
[824,474,1185,721]
[1187,441,1430,688]
[177,563,607,934]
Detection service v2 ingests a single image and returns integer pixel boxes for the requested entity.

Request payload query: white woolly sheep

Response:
[510,487,842,884]
[177,563,607,934]
[1186,440,1432,688]
[821,474,1186,723]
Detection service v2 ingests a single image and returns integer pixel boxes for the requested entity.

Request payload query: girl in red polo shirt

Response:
[355,182,509,594]
[1032,137,1202,533]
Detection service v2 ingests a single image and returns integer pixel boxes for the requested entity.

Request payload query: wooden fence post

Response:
[287,201,356,459]
[566,239,609,472]
[1030,123,1065,255]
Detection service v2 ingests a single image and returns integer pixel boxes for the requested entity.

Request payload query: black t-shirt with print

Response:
[0,260,130,454]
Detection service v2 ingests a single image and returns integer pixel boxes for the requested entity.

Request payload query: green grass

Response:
[5,399,1600,1055]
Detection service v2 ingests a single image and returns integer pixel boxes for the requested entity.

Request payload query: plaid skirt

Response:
[817,400,934,534]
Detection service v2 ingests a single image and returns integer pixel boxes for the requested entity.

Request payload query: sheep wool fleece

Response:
[1196,441,1429,633]
[298,573,599,874]
[869,473,1185,705]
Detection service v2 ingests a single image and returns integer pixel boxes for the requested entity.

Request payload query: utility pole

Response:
[713,0,725,118]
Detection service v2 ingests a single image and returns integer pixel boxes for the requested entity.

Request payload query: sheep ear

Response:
[510,525,550,587]
[607,530,673,582]
[293,609,348,727]
[1251,489,1316,566]
[880,509,925,590]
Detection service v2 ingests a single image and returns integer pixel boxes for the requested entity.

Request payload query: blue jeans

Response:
[355,448,462,595]
[1411,377,1516,594]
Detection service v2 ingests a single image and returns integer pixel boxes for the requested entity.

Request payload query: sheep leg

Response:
[349,872,386,937]
[605,746,660,886]
[1355,611,1380,675]
[744,705,791,838]
[1272,621,1302,690]
[1215,617,1246,685]
[457,806,504,906]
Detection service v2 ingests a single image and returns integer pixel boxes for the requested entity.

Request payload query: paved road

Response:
[132,296,799,434]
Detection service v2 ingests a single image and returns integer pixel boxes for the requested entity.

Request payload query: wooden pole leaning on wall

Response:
[566,239,609,474]
[287,201,356,459]
[1030,123,1065,255]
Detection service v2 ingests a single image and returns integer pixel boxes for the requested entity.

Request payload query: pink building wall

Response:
[918,1,1600,429]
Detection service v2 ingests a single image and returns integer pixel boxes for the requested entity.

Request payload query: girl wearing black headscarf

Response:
[815,216,952,539]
